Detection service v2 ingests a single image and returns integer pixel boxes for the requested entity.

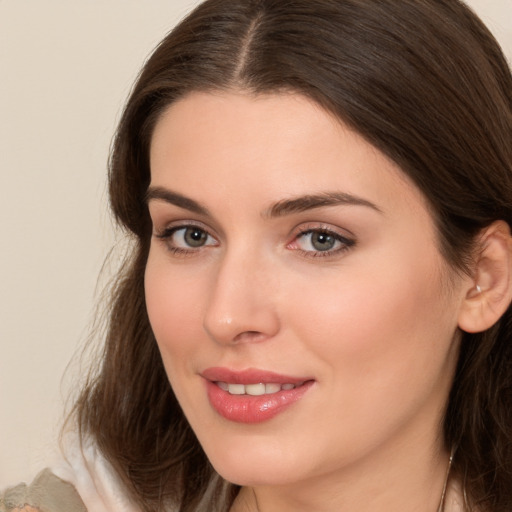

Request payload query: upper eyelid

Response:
[290,222,356,247]
[291,222,355,239]
[149,209,225,239]
[153,219,215,234]
[293,228,355,246]
[148,199,356,236]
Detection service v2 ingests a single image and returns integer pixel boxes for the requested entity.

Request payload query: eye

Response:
[301,231,339,252]
[289,226,355,257]
[175,226,211,248]
[155,224,218,253]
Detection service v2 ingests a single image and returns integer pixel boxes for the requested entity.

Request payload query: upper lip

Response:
[201,367,313,385]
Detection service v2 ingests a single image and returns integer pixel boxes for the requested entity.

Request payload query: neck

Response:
[231,439,452,512]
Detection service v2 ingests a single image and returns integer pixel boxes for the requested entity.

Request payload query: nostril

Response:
[232,330,267,344]
[203,286,281,345]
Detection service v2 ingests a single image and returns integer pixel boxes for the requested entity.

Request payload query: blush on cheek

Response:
[145,265,213,392]
[145,270,188,341]
[290,262,445,364]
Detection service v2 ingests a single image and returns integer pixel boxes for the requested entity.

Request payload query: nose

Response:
[203,249,280,346]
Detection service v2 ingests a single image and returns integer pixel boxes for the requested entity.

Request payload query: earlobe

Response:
[458,220,512,334]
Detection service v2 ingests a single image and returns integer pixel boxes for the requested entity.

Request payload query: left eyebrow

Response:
[265,192,383,218]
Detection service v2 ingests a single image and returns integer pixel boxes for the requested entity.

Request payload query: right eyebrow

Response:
[145,186,211,216]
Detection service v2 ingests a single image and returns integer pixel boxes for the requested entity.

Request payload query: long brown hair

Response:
[74,1,512,510]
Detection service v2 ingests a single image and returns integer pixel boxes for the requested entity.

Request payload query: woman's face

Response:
[145,91,469,488]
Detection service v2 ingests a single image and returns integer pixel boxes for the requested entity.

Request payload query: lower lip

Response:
[205,380,314,423]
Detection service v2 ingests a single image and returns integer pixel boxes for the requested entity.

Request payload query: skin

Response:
[145,91,473,511]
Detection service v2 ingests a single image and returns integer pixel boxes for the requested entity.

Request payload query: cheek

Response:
[278,256,459,460]
[144,255,205,363]
[285,247,457,389]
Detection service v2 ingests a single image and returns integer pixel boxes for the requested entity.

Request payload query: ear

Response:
[458,220,512,333]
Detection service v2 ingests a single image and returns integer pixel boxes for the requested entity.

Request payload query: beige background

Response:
[0,0,510,487]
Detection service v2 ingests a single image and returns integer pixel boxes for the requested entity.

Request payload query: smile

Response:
[216,382,304,395]
[201,368,314,423]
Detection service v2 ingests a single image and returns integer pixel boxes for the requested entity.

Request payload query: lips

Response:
[201,367,314,423]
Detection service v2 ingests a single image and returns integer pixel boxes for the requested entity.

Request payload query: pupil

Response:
[185,228,207,247]
[312,232,335,251]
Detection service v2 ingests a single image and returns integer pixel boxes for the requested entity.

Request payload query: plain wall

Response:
[1,0,511,487]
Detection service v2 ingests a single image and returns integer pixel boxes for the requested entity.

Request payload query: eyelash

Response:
[153,223,356,258]
[289,225,356,258]
[154,223,218,256]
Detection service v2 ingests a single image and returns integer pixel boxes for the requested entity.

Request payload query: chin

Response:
[213,460,303,487]
[198,431,314,487]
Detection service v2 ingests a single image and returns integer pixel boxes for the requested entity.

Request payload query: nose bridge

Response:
[203,244,280,345]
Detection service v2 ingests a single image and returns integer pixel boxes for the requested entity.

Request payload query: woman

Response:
[3,0,511,511]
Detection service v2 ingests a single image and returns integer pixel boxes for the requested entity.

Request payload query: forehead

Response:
[149,90,429,219]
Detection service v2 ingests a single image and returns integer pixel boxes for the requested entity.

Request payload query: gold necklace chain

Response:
[437,447,455,512]
[248,448,456,512]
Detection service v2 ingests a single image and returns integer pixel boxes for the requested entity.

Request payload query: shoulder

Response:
[0,469,86,512]
[50,435,142,512]
[1,434,142,512]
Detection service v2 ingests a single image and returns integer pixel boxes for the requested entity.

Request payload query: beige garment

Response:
[51,436,142,512]
[1,435,228,512]
[0,469,86,512]
[52,434,226,512]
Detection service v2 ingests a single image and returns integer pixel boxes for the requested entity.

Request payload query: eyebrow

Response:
[145,186,211,216]
[145,186,382,218]
[265,192,382,218]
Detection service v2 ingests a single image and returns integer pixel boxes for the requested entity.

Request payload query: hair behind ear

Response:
[446,307,512,510]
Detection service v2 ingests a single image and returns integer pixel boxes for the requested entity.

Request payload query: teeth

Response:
[245,383,266,396]
[228,383,245,395]
[265,383,282,394]
[217,382,302,395]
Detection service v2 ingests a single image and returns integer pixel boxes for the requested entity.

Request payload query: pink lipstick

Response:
[201,367,314,423]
